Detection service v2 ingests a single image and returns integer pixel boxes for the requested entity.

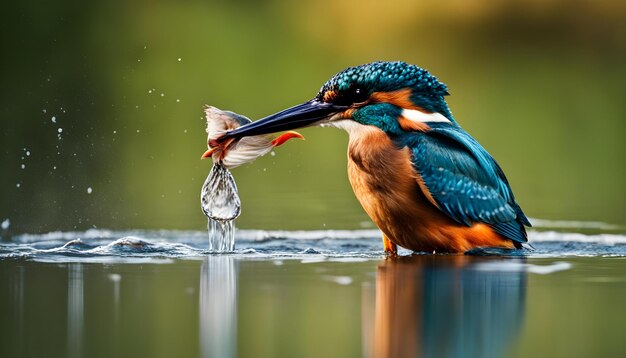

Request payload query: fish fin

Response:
[271,131,305,147]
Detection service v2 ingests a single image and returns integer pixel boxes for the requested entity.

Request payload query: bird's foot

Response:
[382,235,398,256]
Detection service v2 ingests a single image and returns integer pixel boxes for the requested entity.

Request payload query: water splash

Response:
[2,226,626,262]
[201,163,240,253]
[207,220,235,252]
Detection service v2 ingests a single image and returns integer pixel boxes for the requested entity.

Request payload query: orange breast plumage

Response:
[345,126,513,253]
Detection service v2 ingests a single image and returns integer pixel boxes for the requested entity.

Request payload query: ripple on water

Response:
[0,225,624,263]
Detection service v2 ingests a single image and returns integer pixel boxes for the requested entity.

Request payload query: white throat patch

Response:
[322,119,381,136]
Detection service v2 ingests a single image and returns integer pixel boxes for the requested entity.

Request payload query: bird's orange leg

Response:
[382,234,397,255]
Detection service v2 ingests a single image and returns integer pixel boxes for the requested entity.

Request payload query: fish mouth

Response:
[216,100,348,141]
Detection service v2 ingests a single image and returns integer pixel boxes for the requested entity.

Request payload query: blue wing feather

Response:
[400,125,530,244]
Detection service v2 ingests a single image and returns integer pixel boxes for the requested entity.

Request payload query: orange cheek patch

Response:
[397,116,430,132]
[323,90,337,102]
[342,108,356,119]
[369,88,419,110]
[369,89,433,132]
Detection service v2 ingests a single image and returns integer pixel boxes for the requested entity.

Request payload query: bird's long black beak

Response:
[218,100,347,141]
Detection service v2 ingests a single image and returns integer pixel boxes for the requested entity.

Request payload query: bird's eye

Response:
[351,86,369,103]
[320,84,370,105]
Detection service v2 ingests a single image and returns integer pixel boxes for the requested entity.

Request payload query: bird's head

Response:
[219,61,455,141]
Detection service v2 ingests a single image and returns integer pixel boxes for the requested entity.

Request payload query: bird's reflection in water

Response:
[364,255,527,358]
[199,256,238,358]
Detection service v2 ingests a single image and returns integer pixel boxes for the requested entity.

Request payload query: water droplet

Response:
[160,93,164,97]
[58,128,63,133]
[42,109,47,113]
[270,151,276,156]
[176,99,180,103]
[51,116,56,123]
[87,187,93,194]
[1,219,9,230]
[16,183,21,188]
[148,89,152,94]
[136,129,140,133]
[53,166,57,170]
[113,130,117,134]
[177,57,182,62]
[25,150,30,156]
[20,164,25,169]
[201,164,241,221]
[183,129,187,133]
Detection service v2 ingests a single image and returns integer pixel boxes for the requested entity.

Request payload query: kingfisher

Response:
[218,61,531,254]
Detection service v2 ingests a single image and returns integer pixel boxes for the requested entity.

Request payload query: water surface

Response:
[1,223,625,358]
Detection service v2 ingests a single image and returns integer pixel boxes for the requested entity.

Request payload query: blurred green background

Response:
[1,0,625,233]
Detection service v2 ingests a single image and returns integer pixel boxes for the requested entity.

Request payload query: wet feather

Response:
[204,106,303,168]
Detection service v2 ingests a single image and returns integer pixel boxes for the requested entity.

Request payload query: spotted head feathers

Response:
[316,61,451,116]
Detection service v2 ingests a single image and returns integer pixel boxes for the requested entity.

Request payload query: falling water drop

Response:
[207,220,235,252]
[201,163,240,253]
